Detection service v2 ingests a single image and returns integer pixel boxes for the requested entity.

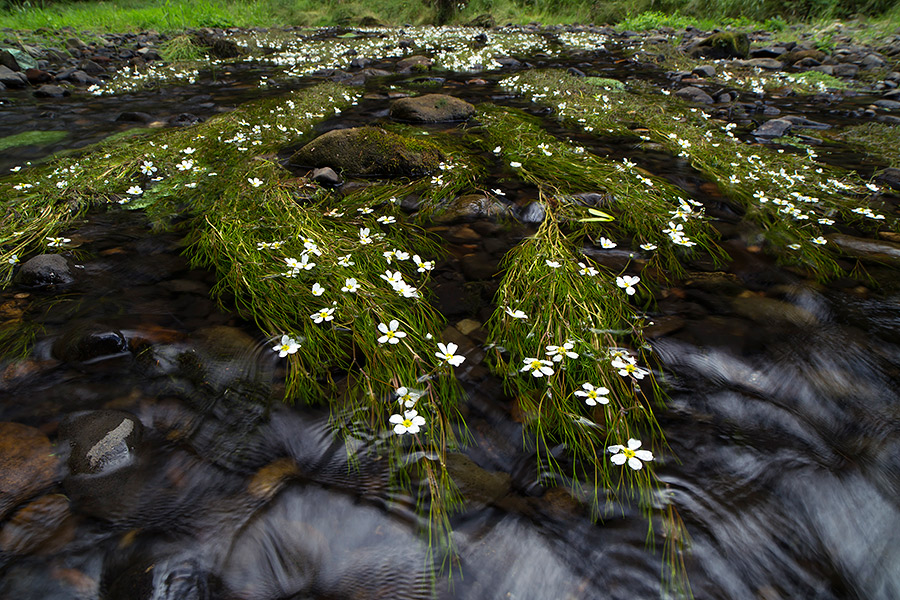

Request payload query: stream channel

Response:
[0,28,899,600]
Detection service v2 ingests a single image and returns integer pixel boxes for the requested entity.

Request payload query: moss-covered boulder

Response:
[390,94,476,123]
[690,32,750,59]
[287,126,443,177]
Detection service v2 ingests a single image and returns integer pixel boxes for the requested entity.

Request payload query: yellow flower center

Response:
[402,419,413,428]
[386,331,396,339]
[530,360,542,369]
[623,448,636,459]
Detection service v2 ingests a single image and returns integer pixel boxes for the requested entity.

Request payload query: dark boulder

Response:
[59,410,143,476]
[689,32,750,59]
[15,254,74,287]
[51,323,129,363]
[675,86,714,105]
[33,84,70,98]
[752,118,792,138]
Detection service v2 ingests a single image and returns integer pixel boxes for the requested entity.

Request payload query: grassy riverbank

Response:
[0,0,898,33]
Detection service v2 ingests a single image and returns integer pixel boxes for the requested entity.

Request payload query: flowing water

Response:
[0,37,899,600]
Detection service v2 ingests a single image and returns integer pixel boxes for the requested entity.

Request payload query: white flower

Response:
[176,159,194,171]
[493,146,502,154]
[640,243,657,251]
[413,255,434,272]
[126,185,143,195]
[611,355,649,379]
[311,283,325,296]
[396,386,423,408]
[248,177,264,187]
[491,188,506,196]
[182,147,196,154]
[390,409,426,435]
[578,262,598,276]
[46,236,71,247]
[377,215,396,225]
[505,307,527,319]
[377,320,407,344]
[598,237,617,249]
[310,307,335,323]
[358,228,373,245]
[616,275,640,296]
[436,342,465,367]
[380,270,404,286]
[810,236,827,245]
[338,254,355,267]
[272,334,301,357]
[546,341,578,362]
[608,438,654,470]
[510,161,522,168]
[383,249,410,264]
[521,357,554,378]
[574,382,610,406]
[341,277,360,293]
[357,207,374,215]
[545,259,561,268]
[140,161,156,176]
[393,281,420,298]
[7,254,19,265]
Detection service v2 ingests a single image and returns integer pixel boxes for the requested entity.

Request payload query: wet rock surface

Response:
[59,410,143,476]
[14,254,74,287]
[288,126,443,177]
[389,93,476,122]
[0,422,61,521]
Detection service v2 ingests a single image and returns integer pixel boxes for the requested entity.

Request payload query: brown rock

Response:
[389,93,475,123]
[0,422,61,520]
[0,493,72,554]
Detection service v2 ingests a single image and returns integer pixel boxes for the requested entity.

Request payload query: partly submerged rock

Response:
[675,85,714,105]
[51,322,129,363]
[389,93,475,122]
[287,126,442,177]
[59,410,143,476]
[15,254,74,287]
[752,118,793,138]
[0,422,61,521]
[828,233,900,267]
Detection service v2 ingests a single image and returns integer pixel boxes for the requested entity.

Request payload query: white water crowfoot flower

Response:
[377,320,407,344]
[505,307,527,319]
[396,386,423,408]
[521,357,554,378]
[46,237,71,247]
[248,177,264,188]
[272,334,301,358]
[616,275,640,296]
[310,307,335,323]
[311,283,325,296]
[608,438,654,470]
[390,409,426,435]
[546,341,578,362]
[611,355,650,379]
[341,278,360,293]
[574,382,610,406]
[436,342,465,367]
[412,255,434,272]
[126,185,143,195]
[578,262,598,276]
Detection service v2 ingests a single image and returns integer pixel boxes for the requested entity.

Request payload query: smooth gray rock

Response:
[752,118,792,138]
[311,166,342,186]
[390,93,475,122]
[675,85,714,104]
[33,84,69,98]
[0,64,28,87]
[59,410,143,476]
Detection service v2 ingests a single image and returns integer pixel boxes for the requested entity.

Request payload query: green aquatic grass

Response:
[502,70,890,279]
[830,122,900,168]
[0,130,68,152]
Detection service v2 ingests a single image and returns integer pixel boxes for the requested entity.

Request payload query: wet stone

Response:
[0,422,61,521]
[828,233,900,267]
[0,494,71,555]
[15,254,74,287]
[874,167,900,189]
[51,323,129,363]
[692,65,716,78]
[33,84,70,98]
[432,193,512,223]
[389,93,475,122]
[0,64,28,87]
[395,54,432,73]
[59,410,143,476]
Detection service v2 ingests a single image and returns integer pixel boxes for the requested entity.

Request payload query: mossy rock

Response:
[690,32,750,59]
[287,126,443,177]
[389,94,475,123]
[584,77,625,91]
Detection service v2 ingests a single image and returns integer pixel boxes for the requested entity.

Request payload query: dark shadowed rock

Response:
[828,233,900,266]
[24,68,51,84]
[15,254,74,287]
[51,323,129,363]
[191,30,243,59]
[0,494,71,555]
[389,94,475,122]
[675,86,714,104]
[396,55,432,73]
[874,167,900,189]
[752,118,792,138]
[288,127,443,177]
[692,65,716,78]
[59,410,143,476]
[33,84,70,98]
[0,64,28,88]
[432,194,512,223]
[0,422,61,521]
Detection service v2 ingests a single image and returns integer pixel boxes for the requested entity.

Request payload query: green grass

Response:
[1,0,898,32]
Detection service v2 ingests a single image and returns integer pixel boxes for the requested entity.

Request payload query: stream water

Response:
[1,38,899,600]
